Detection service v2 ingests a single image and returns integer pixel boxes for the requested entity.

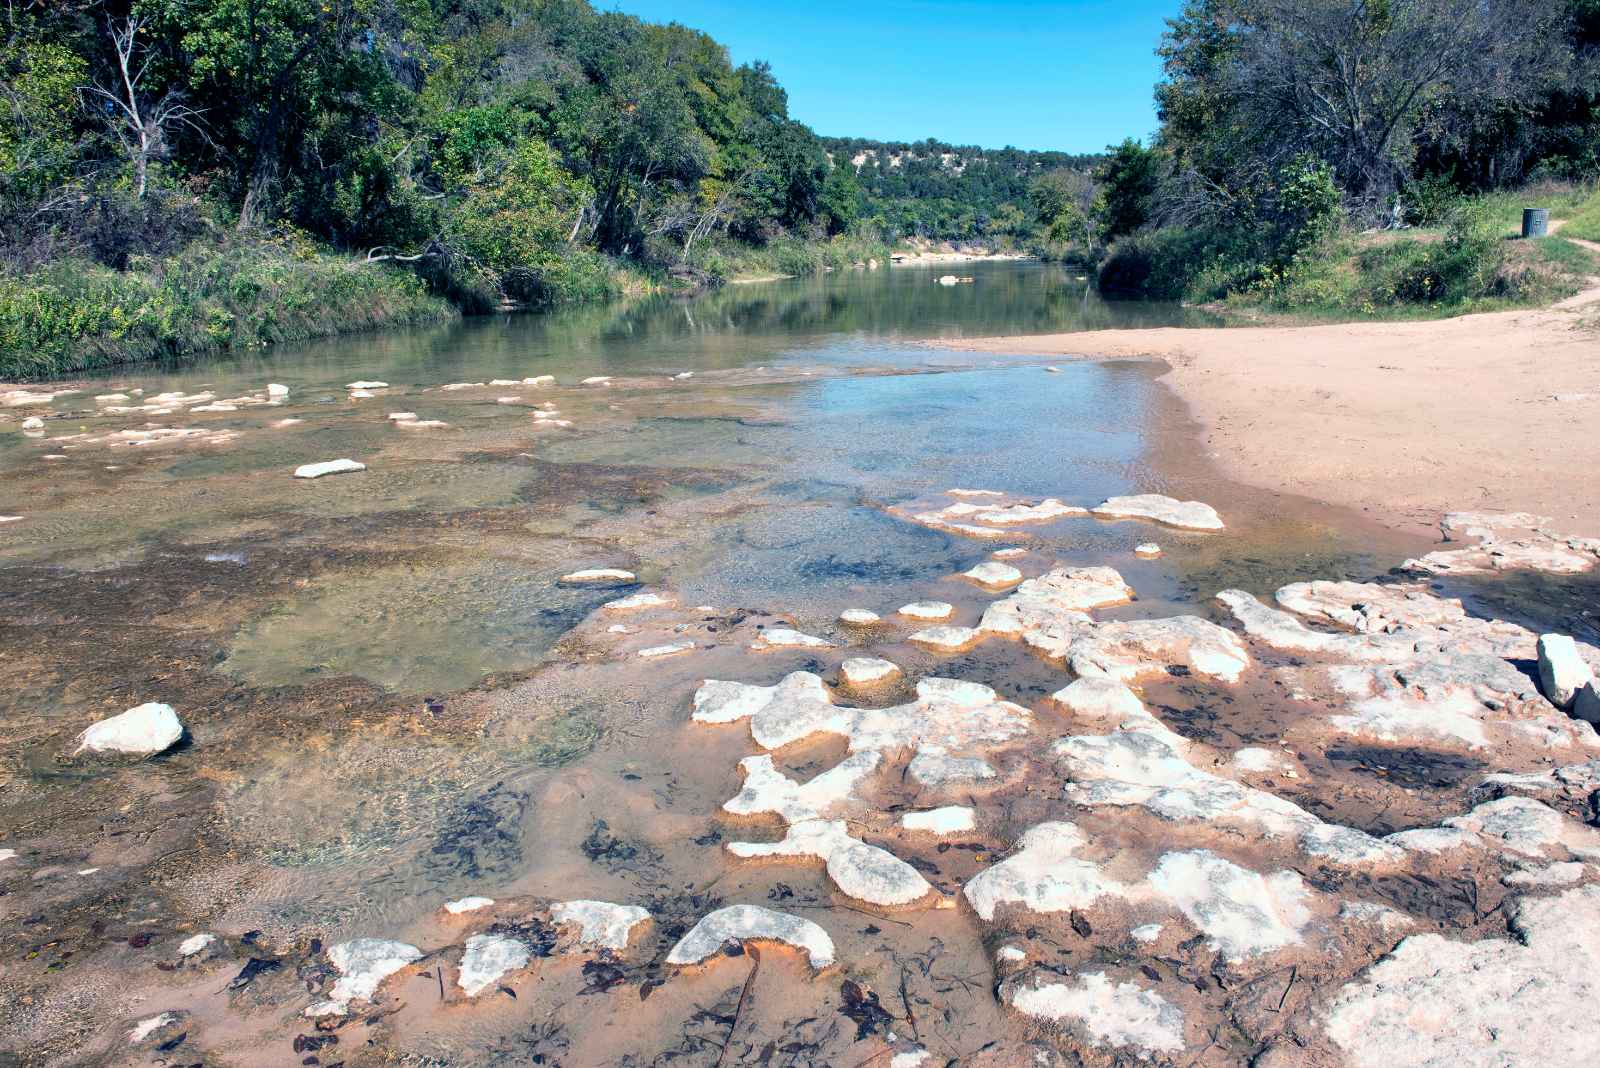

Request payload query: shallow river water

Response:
[3,262,1598,1068]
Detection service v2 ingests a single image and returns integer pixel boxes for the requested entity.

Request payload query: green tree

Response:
[1095,139,1161,238]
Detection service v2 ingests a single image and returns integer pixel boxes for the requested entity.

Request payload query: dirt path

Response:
[940,273,1600,538]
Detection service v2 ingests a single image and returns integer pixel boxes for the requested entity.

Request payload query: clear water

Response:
[0,262,1431,1066]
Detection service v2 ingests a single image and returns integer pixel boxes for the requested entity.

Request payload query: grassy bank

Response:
[692,230,894,282]
[0,240,456,380]
[1099,183,1600,320]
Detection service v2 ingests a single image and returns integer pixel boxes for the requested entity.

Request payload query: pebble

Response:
[294,458,366,479]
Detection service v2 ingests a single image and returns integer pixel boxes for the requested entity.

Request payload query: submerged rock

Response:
[727,819,934,907]
[458,933,530,996]
[560,567,637,584]
[839,608,881,625]
[75,703,183,757]
[907,625,981,651]
[638,640,694,659]
[1404,511,1599,575]
[293,458,365,479]
[667,904,835,970]
[444,896,494,915]
[603,591,671,610]
[1092,494,1224,531]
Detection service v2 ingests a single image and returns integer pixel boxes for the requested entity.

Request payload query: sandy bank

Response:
[939,283,1600,536]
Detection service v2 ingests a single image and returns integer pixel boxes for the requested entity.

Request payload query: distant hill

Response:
[821,137,1105,242]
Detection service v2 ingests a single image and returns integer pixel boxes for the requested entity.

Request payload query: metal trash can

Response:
[1522,208,1550,238]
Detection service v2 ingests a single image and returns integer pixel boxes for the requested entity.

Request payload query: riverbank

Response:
[939,278,1600,537]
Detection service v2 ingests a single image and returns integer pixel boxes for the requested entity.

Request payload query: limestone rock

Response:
[751,627,835,650]
[458,933,530,996]
[839,608,881,625]
[840,657,900,686]
[1538,632,1594,710]
[1093,494,1224,530]
[551,900,651,951]
[560,567,636,584]
[638,640,694,659]
[727,819,933,907]
[75,703,183,756]
[294,458,365,479]
[962,561,1023,588]
[667,904,835,970]
[444,896,494,915]
[902,806,975,834]
[1322,885,1600,1067]
[327,938,422,1006]
[907,625,981,651]
[1003,971,1186,1056]
[897,601,954,620]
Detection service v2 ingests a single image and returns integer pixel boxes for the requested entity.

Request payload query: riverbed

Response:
[2,262,1598,1067]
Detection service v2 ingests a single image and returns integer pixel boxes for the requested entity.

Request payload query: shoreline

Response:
[936,283,1600,538]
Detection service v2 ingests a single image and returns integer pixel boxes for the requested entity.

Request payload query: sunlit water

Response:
[12,262,1581,1065]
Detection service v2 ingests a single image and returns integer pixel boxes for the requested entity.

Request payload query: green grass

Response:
[1560,187,1600,242]
[0,239,456,379]
[691,230,893,282]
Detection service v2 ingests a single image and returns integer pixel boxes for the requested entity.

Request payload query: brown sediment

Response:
[931,289,1600,538]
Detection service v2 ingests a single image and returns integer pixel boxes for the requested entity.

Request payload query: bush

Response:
[0,240,454,378]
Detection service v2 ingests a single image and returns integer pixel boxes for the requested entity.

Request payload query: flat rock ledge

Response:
[666,904,835,971]
[1091,494,1224,531]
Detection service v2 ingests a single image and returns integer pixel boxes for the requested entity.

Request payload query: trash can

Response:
[1522,208,1550,238]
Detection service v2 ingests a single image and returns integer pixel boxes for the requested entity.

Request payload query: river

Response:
[2,262,1589,1066]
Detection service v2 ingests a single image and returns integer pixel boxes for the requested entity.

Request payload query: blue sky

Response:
[607,1,1178,153]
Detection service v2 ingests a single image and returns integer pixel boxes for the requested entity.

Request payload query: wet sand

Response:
[936,281,1600,537]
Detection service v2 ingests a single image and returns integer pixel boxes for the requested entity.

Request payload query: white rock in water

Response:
[346,381,388,389]
[387,412,417,421]
[639,641,694,659]
[327,938,422,1004]
[294,458,365,479]
[489,379,521,386]
[75,703,183,756]
[177,933,217,956]
[1537,633,1593,710]
[728,819,933,906]
[1135,543,1162,557]
[267,384,289,397]
[898,601,954,620]
[1322,885,1600,1067]
[841,658,901,686]
[0,849,17,862]
[1051,678,1148,723]
[0,515,22,524]
[1093,494,1224,530]
[908,625,981,651]
[348,389,374,399]
[902,806,975,834]
[552,900,651,950]
[667,904,835,970]
[524,376,555,386]
[560,568,636,584]
[395,419,448,429]
[992,547,1027,559]
[496,396,520,404]
[458,933,530,996]
[963,561,1023,588]
[839,608,881,625]
[1004,971,1186,1056]
[604,591,671,610]
[1045,366,1061,373]
[21,417,44,429]
[128,1013,177,1042]
[752,627,835,650]
[580,376,612,386]
[444,896,494,915]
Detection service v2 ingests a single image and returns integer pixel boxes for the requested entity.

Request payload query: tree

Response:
[1029,168,1096,247]
[1157,0,1580,214]
[1095,139,1160,238]
[87,16,207,198]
